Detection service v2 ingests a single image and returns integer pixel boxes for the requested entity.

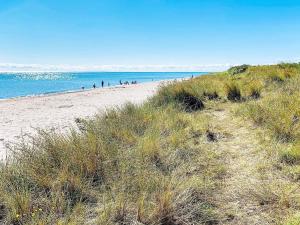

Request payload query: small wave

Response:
[0,72,74,81]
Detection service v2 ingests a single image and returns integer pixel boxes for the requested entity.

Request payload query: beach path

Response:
[0,81,163,160]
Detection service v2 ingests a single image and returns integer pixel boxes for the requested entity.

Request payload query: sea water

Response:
[0,72,206,99]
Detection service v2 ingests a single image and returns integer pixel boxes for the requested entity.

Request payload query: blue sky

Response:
[0,0,300,71]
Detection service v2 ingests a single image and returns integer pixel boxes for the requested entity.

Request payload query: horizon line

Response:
[0,63,232,73]
[0,70,210,73]
[0,61,298,73]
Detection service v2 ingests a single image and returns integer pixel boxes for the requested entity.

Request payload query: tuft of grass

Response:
[246,80,263,99]
[225,82,242,102]
[281,143,300,165]
[175,90,205,112]
[154,83,205,112]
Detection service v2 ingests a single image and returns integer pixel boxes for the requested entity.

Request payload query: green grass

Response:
[1,62,300,224]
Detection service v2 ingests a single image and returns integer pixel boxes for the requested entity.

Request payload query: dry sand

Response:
[0,80,166,161]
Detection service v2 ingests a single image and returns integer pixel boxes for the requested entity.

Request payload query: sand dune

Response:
[0,81,165,160]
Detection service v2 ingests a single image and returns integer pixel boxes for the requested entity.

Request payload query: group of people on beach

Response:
[119,80,137,85]
[81,80,138,90]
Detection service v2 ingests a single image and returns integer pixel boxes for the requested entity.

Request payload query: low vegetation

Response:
[1,62,300,224]
[0,103,223,224]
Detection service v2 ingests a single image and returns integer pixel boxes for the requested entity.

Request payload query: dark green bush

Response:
[228,64,249,75]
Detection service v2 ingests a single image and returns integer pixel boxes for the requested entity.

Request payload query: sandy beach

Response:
[0,80,165,160]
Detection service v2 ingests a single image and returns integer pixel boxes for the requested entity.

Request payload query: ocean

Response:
[0,72,206,99]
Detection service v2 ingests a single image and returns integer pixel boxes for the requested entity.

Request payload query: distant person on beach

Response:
[93,83,96,88]
[108,82,110,86]
[191,75,194,79]
[81,86,85,90]
[101,80,104,88]
[119,80,122,85]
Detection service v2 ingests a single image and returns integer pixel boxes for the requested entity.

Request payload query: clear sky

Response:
[0,0,300,71]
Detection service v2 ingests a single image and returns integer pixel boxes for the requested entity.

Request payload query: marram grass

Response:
[0,102,222,224]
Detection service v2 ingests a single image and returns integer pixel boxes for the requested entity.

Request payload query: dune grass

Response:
[0,100,224,224]
[233,63,300,224]
[1,62,300,224]
[237,65,300,156]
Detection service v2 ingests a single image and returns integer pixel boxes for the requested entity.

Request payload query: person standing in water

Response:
[93,83,96,88]
[101,80,104,88]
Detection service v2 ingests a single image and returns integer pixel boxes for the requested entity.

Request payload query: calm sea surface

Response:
[0,72,207,99]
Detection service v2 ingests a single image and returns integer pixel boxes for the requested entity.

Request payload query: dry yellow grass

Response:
[0,102,224,224]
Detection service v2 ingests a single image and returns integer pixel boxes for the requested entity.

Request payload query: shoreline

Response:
[0,84,129,102]
[0,79,178,160]
[0,77,189,102]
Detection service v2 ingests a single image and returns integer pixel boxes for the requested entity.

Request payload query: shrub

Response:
[228,64,249,75]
